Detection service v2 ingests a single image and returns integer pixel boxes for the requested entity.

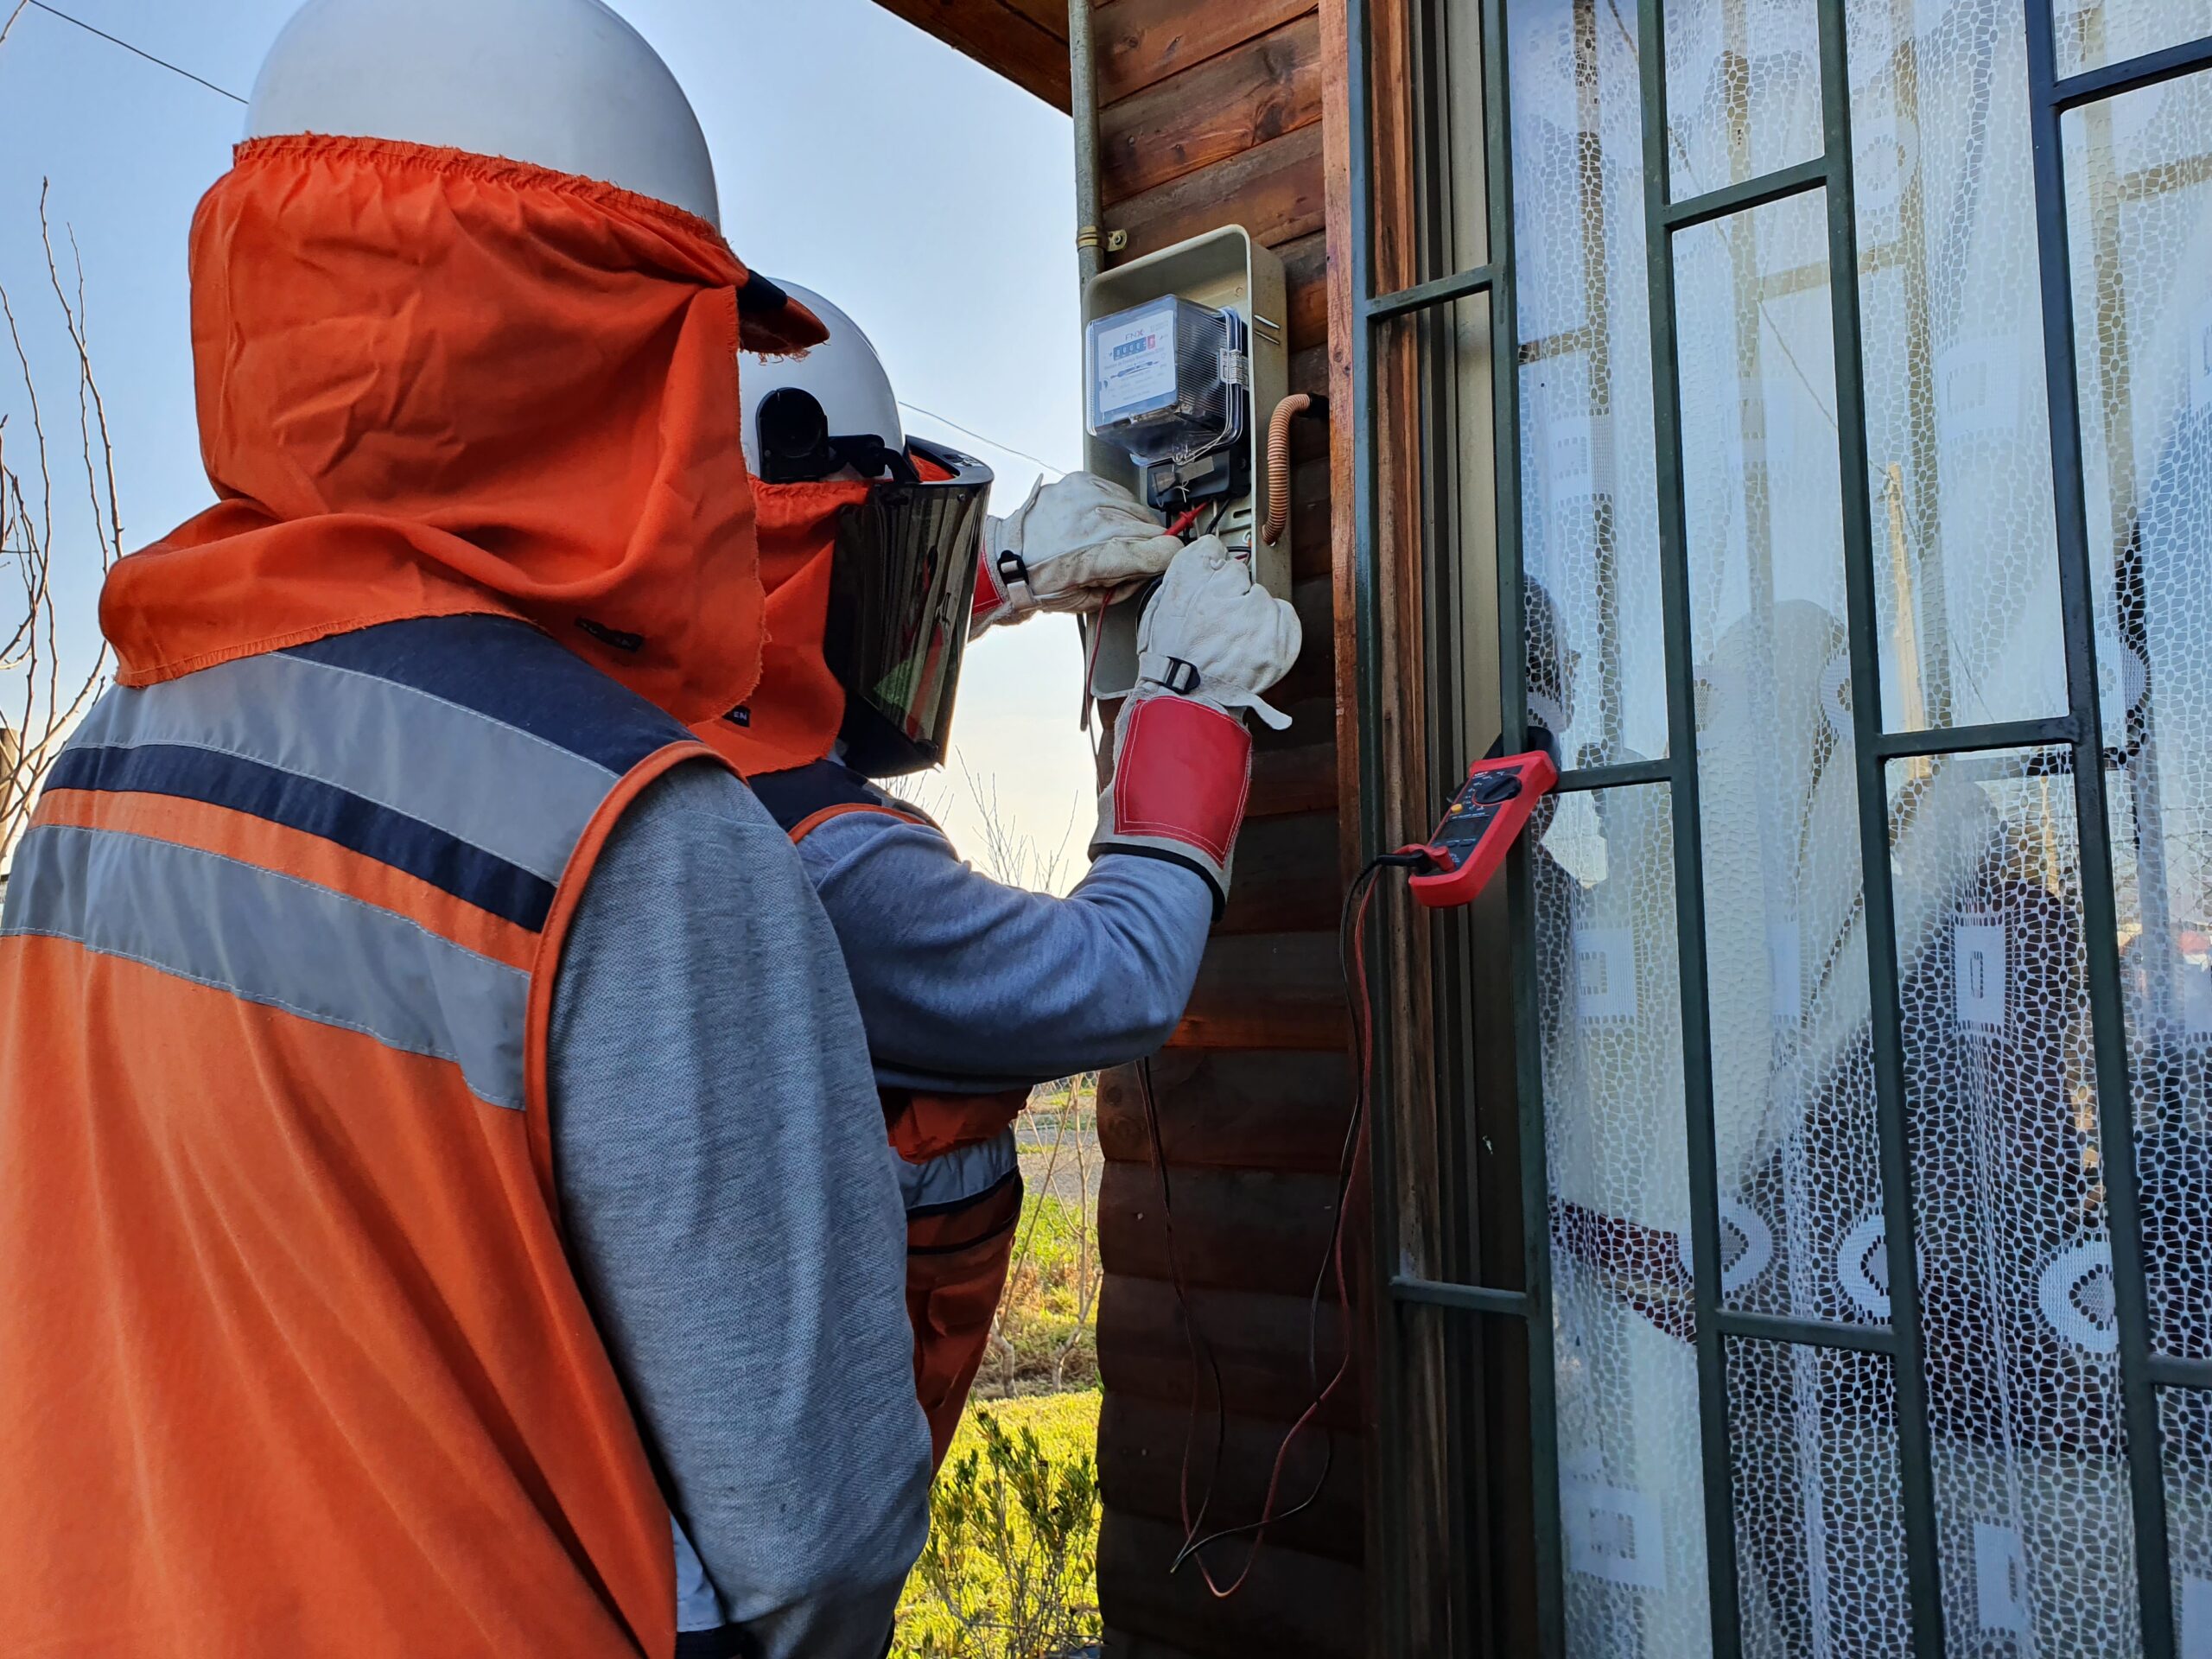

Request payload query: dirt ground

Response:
[1014,1096,1101,1205]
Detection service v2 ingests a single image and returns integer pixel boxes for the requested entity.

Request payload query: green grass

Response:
[978,1189,1100,1396]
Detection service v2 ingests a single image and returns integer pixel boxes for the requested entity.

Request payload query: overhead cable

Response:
[15,1,247,104]
[897,400,1069,480]
[1,14,1079,493]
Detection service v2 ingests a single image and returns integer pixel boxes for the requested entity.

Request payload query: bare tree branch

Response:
[1,187,119,870]
[0,279,55,669]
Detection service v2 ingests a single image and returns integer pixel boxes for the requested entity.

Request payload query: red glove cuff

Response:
[970,544,1006,628]
[1113,696,1251,863]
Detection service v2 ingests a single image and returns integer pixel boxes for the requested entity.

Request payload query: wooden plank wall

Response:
[1086,4,1363,1656]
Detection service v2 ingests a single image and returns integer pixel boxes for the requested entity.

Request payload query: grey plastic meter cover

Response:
[1084,296,1237,467]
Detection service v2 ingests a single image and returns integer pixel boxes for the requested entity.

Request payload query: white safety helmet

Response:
[741,283,907,482]
[245,0,721,226]
[738,283,996,777]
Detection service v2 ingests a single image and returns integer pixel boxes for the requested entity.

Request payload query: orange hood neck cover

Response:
[693,477,864,777]
[104,136,817,724]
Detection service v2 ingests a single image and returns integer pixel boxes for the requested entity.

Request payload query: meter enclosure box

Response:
[1080,226,1289,702]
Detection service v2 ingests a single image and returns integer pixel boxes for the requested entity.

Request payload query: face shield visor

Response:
[822,435,994,776]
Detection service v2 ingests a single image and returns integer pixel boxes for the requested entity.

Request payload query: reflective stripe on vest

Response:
[898,1127,1020,1217]
[0,614,718,1659]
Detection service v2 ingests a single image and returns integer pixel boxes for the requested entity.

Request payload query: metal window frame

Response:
[1347,2,2212,1655]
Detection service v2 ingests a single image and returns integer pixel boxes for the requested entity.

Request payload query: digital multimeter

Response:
[1408,750,1560,910]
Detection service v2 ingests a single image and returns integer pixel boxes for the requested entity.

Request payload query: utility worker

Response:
[694,287,1299,1503]
[0,6,927,1659]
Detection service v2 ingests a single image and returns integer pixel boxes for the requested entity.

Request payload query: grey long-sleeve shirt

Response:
[791,810,1216,1093]
[549,760,931,1659]
[658,773,1219,1635]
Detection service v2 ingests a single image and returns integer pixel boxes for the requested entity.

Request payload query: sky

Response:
[0,0,1098,881]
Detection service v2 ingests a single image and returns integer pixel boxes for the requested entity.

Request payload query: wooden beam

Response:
[1097,1274,1364,1432]
[1322,0,1359,893]
[1096,0,1318,104]
[1289,455,1334,581]
[1217,810,1342,935]
[1266,574,1336,706]
[1099,16,1325,201]
[1100,1392,1367,1564]
[1098,1513,1364,1659]
[1101,1162,1349,1293]
[1096,1051,1355,1173]
[1168,930,1348,1052]
[1109,122,1327,261]
[1319,8,1488,1656]
[1247,725,1339,819]
[868,0,1072,110]
[996,0,1071,39]
[1281,227,1328,346]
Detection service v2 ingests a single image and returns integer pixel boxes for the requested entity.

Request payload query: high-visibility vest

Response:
[0,613,726,1659]
[751,760,1028,1468]
[893,1093,1027,1469]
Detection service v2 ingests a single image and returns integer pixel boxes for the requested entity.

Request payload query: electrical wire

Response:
[1077,594,1109,734]
[1147,847,1432,1599]
[13,2,246,104]
[895,400,1069,480]
[1135,1052,1231,1566]
[1072,484,1199,731]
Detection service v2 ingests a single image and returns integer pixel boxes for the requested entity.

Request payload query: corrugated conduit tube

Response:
[1261,392,1313,548]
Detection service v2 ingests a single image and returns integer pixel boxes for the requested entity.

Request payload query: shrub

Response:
[895,1402,1102,1659]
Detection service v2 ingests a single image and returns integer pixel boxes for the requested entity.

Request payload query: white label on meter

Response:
[1093,304,1179,422]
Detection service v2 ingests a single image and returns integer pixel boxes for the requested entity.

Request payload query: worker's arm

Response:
[548,761,930,1659]
[815,536,1302,1091]
[795,810,1215,1087]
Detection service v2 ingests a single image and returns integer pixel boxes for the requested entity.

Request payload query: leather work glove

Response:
[969,472,1184,636]
[1090,536,1302,912]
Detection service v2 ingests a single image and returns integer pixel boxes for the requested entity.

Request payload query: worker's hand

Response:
[1088,537,1301,913]
[970,472,1183,636]
[1131,534,1300,730]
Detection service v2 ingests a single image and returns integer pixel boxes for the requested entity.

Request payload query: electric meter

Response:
[1084,297,1249,510]
[1077,226,1288,700]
